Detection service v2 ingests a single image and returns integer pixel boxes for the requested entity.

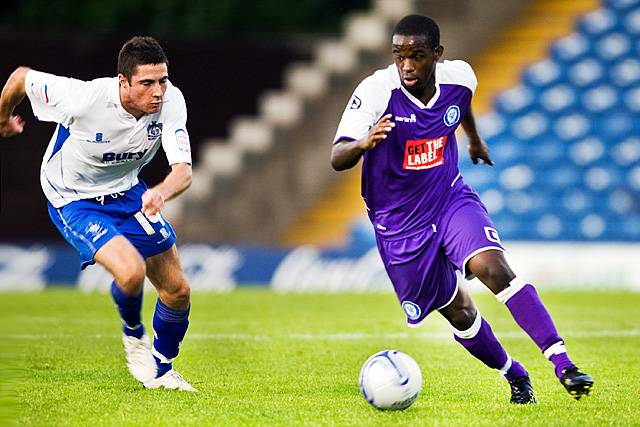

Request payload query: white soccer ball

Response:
[358,350,422,410]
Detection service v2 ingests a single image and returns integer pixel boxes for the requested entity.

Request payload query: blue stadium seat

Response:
[610,58,640,87]
[522,59,564,89]
[459,0,640,241]
[577,8,618,36]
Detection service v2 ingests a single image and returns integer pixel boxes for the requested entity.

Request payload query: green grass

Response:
[0,289,639,426]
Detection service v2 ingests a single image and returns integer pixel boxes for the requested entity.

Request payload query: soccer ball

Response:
[358,350,422,410]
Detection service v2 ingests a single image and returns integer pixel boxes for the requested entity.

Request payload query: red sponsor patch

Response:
[175,129,191,153]
[403,135,448,170]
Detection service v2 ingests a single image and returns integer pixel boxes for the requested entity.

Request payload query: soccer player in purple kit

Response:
[332,15,593,403]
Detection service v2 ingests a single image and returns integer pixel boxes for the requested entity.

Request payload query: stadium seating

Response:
[457,0,640,242]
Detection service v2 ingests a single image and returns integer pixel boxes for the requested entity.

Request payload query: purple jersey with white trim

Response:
[334,61,477,238]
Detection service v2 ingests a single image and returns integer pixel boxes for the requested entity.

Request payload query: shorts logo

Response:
[403,135,448,170]
[147,121,163,140]
[349,95,362,109]
[484,226,501,244]
[85,222,108,242]
[443,105,460,127]
[402,301,421,320]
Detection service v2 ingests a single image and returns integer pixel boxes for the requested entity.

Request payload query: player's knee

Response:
[162,280,191,309]
[476,264,514,294]
[449,306,477,331]
[174,283,191,305]
[116,261,146,293]
[441,298,477,330]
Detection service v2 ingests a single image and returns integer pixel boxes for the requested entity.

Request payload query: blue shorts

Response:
[48,181,177,269]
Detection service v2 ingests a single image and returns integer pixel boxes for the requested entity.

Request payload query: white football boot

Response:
[122,333,157,383]
[144,369,198,392]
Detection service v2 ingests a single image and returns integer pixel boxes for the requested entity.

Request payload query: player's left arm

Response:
[142,83,192,216]
[141,162,192,216]
[461,105,494,166]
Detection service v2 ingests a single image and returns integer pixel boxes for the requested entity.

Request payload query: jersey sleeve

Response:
[161,85,192,165]
[24,70,90,123]
[333,75,391,144]
[440,60,478,94]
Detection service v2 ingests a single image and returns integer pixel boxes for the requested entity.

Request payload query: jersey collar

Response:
[396,63,442,109]
[109,77,137,120]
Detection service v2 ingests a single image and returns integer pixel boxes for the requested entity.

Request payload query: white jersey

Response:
[25,70,192,208]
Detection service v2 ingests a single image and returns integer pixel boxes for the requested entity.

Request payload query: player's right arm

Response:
[0,66,30,138]
[331,114,395,171]
[330,72,393,171]
[2,68,88,139]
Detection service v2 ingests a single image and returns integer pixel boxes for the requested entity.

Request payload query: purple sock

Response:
[501,282,576,378]
[152,299,190,377]
[110,281,144,339]
[549,352,575,378]
[453,316,528,382]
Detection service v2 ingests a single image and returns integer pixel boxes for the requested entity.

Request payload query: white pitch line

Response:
[1,329,640,341]
[188,329,640,341]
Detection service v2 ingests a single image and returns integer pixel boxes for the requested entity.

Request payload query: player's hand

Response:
[359,114,395,151]
[141,188,165,216]
[0,115,25,138]
[468,137,494,166]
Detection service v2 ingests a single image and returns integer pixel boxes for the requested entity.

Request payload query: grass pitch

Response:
[0,288,638,426]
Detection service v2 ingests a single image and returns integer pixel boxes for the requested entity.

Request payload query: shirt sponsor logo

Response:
[402,301,421,320]
[175,129,191,153]
[86,132,110,144]
[147,121,163,140]
[102,149,148,163]
[395,113,416,123]
[403,135,447,170]
[444,105,461,127]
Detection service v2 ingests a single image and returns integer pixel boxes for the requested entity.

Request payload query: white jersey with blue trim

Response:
[25,69,192,208]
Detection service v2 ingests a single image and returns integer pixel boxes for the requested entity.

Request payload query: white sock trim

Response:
[451,310,482,339]
[499,355,513,377]
[495,277,528,304]
[151,347,175,364]
[124,323,142,331]
[543,341,567,359]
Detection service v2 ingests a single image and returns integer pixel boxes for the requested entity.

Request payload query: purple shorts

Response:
[375,184,504,326]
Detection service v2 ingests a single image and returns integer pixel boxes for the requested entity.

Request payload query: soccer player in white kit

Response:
[0,37,196,391]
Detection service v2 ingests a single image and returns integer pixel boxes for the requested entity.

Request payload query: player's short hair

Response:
[392,15,440,49]
[117,36,169,81]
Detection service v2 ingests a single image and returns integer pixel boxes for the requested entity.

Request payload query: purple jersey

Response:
[334,61,477,238]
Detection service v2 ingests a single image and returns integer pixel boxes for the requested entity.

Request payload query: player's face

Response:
[119,63,168,118]
[392,35,443,99]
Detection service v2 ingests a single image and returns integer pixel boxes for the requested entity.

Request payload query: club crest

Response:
[443,105,460,127]
[402,301,421,320]
[147,121,163,140]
